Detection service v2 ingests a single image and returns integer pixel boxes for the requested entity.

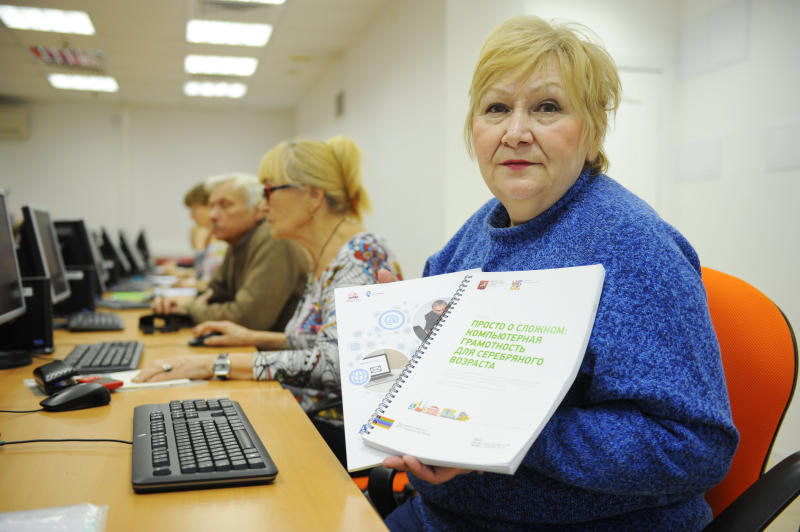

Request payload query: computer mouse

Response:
[40,382,111,412]
[188,331,223,347]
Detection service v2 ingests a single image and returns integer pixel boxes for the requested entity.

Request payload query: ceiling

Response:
[0,0,389,110]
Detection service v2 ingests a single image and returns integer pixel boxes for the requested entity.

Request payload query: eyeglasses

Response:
[262,183,295,202]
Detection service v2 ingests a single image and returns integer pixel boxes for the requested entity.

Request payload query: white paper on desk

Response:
[102,369,194,390]
[147,274,178,286]
[153,286,197,298]
[0,503,108,532]
[22,371,194,397]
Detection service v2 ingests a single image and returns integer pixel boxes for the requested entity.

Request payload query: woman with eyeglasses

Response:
[135,136,402,411]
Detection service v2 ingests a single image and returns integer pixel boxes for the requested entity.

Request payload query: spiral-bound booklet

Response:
[359,264,605,475]
[335,269,477,471]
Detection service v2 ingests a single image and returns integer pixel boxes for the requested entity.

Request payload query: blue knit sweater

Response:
[409,171,739,530]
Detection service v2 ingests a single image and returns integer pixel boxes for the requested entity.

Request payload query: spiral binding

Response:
[362,273,473,435]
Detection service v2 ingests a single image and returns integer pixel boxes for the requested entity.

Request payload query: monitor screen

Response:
[55,219,108,295]
[21,205,71,305]
[87,228,110,293]
[119,229,146,273]
[136,229,152,268]
[0,191,26,326]
[100,226,132,276]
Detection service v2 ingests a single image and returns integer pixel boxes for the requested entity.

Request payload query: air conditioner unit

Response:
[0,105,29,141]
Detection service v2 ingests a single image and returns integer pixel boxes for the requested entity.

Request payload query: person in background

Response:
[184,182,213,259]
[136,136,402,418]
[184,183,228,290]
[162,182,228,291]
[150,173,309,332]
[381,15,738,531]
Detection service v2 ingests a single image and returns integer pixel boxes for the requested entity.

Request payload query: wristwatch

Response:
[213,353,231,380]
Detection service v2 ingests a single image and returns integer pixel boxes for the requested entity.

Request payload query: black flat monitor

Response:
[0,190,25,326]
[119,229,146,274]
[55,219,109,295]
[136,229,152,269]
[99,226,132,277]
[19,205,71,305]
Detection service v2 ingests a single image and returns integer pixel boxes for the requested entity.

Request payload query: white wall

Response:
[669,1,800,528]
[0,102,293,256]
[294,0,447,278]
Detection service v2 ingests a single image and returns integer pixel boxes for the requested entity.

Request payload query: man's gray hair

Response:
[205,173,263,211]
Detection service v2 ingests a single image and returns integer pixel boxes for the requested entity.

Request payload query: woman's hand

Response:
[377,268,397,284]
[150,296,188,315]
[192,320,259,346]
[133,355,216,382]
[382,455,473,484]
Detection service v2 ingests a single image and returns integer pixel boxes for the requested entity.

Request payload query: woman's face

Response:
[189,204,211,228]
[263,183,308,240]
[472,57,594,225]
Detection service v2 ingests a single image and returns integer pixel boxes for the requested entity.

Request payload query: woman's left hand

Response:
[133,355,215,382]
[382,455,473,484]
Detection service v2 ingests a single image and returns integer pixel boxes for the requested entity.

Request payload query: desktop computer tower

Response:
[54,266,98,315]
[0,276,54,355]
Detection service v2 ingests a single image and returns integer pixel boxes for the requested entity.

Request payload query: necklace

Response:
[308,217,346,286]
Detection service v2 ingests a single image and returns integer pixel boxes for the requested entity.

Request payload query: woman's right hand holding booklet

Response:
[376,268,475,485]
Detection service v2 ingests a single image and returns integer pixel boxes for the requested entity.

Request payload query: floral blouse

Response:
[252,232,402,411]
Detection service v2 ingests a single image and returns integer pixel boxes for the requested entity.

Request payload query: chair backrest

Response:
[701,267,798,516]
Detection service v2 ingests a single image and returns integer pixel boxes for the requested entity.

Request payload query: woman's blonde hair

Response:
[465,15,621,175]
[258,135,372,220]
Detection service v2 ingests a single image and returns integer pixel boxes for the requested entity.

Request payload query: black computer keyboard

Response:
[132,398,278,493]
[64,340,143,373]
[67,311,124,332]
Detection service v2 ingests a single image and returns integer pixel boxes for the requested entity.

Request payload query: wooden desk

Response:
[0,310,386,531]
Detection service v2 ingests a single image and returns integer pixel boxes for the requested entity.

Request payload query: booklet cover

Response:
[359,265,605,474]
[334,270,476,471]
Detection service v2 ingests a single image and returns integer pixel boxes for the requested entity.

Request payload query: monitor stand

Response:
[0,350,33,369]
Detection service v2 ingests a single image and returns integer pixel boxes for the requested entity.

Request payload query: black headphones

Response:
[138,314,195,334]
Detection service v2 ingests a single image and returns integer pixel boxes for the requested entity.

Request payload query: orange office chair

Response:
[367,267,800,527]
[303,397,410,498]
[701,266,799,531]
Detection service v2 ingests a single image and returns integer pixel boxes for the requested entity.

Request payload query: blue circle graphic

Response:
[349,368,370,386]
[378,310,406,330]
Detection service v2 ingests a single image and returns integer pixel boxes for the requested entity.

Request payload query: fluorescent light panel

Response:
[48,74,118,93]
[185,55,258,76]
[0,5,94,34]
[186,20,272,47]
[184,81,247,99]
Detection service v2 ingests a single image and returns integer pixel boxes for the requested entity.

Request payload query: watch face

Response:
[214,354,230,378]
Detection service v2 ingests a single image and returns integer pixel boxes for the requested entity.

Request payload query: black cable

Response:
[0,408,44,413]
[0,438,132,446]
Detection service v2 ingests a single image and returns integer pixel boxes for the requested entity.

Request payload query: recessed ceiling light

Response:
[186,20,272,47]
[184,81,247,99]
[48,74,119,93]
[185,55,258,76]
[0,5,94,35]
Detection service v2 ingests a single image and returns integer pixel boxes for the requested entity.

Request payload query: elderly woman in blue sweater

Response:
[382,15,739,531]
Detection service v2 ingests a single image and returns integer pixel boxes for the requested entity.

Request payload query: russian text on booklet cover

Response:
[354,264,605,475]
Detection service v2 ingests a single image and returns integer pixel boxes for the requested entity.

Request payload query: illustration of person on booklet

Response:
[412,299,448,341]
